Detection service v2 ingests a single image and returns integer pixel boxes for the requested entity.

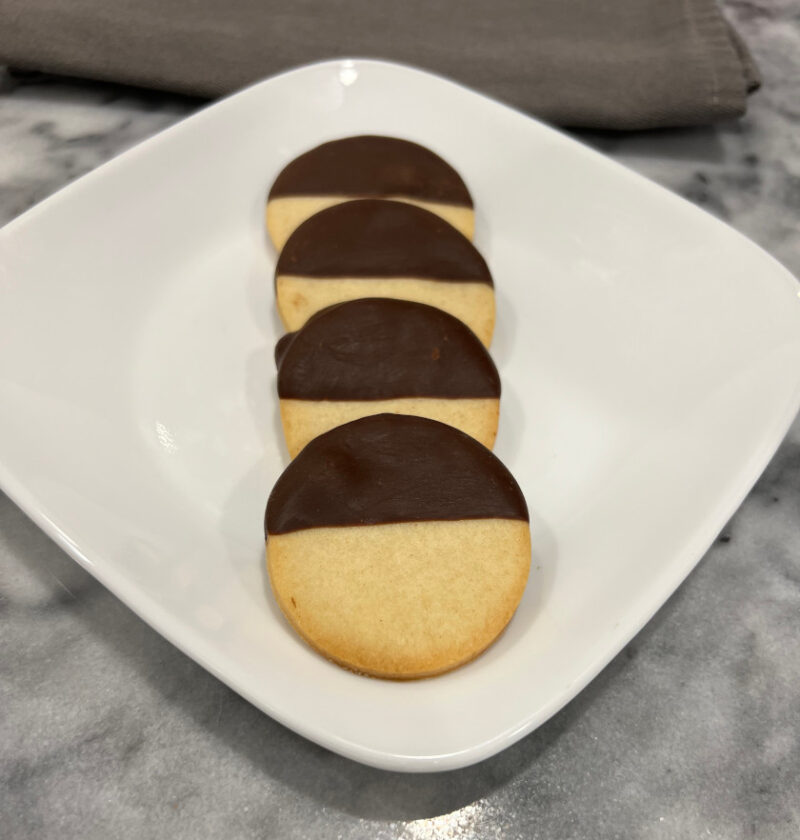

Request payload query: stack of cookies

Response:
[263,136,531,680]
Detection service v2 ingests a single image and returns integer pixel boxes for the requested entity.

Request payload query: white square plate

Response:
[2,60,800,772]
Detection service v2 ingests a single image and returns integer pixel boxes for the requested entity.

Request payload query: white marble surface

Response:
[1,2,799,837]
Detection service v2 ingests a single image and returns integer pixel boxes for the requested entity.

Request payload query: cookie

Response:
[275,298,500,457]
[274,199,495,346]
[267,135,474,250]
[265,414,530,679]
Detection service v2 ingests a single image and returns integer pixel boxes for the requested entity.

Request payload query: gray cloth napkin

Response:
[0,0,759,129]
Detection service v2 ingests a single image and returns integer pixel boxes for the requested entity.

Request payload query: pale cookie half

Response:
[274,199,495,346]
[275,298,500,456]
[265,414,531,679]
[266,135,474,250]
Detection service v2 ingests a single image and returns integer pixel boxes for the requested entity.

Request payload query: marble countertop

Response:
[2,3,799,838]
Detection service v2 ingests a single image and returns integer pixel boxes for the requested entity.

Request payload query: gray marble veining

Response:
[1,2,799,838]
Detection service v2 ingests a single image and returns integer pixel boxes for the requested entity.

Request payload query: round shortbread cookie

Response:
[265,414,531,679]
[274,199,495,346]
[275,298,500,456]
[267,135,474,250]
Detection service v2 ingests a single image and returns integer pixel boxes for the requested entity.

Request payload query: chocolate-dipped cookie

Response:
[265,414,531,679]
[275,298,500,457]
[266,135,474,250]
[274,199,495,346]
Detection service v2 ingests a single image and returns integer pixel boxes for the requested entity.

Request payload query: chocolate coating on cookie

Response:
[276,200,491,283]
[265,414,528,535]
[268,135,472,206]
[275,299,500,400]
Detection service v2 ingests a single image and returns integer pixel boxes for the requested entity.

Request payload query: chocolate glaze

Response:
[268,135,472,206]
[276,299,500,400]
[276,199,492,284]
[265,414,528,535]
[274,332,293,368]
